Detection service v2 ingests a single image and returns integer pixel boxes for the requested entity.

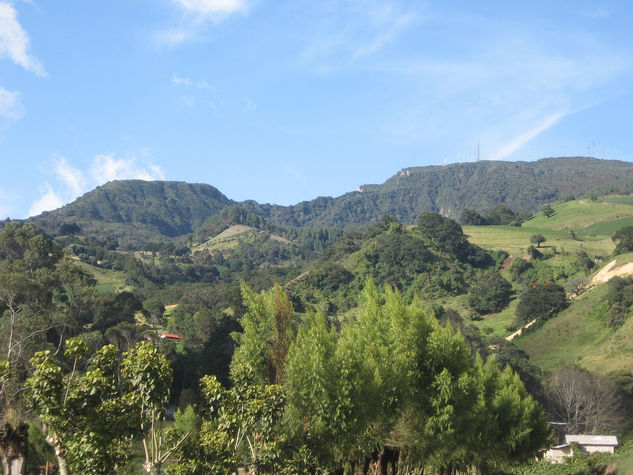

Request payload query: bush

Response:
[612,225,633,255]
[515,282,567,327]
[468,270,513,315]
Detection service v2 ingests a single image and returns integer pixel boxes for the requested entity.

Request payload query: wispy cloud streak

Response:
[0,2,46,76]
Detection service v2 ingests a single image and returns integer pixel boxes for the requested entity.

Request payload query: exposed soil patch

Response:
[591,259,633,285]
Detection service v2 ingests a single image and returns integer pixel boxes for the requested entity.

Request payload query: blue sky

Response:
[1,0,632,219]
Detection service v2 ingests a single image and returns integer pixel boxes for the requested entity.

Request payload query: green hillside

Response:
[248,157,633,227]
[28,157,633,249]
[30,180,234,247]
[462,197,633,380]
[465,196,626,256]
[515,281,633,373]
[8,185,633,473]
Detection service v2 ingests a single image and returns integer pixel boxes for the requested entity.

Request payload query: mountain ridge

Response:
[29,157,633,247]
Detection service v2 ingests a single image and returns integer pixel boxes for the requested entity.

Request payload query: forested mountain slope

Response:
[249,157,633,227]
[29,157,633,247]
[31,180,234,247]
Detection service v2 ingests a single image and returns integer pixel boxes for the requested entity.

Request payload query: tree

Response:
[541,204,555,218]
[0,223,95,473]
[26,340,180,475]
[57,223,81,236]
[284,282,549,473]
[526,245,543,260]
[459,209,486,226]
[167,365,285,474]
[468,270,513,315]
[121,342,182,475]
[612,225,633,255]
[231,282,294,385]
[530,234,546,248]
[544,367,625,434]
[515,282,567,327]
[26,339,136,474]
[484,205,517,225]
[416,212,488,265]
[576,250,594,275]
[284,312,373,471]
[417,212,465,251]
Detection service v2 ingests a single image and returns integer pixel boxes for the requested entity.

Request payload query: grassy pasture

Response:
[463,196,633,257]
[193,224,259,252]
[514,252,633,374]
[75,261,131,294]
[463,197,633,374]
[464,223,613,257]
[527,197,633,231]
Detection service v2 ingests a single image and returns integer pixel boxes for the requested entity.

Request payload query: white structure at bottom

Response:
[565,434,618,454]
[544,435,618,464]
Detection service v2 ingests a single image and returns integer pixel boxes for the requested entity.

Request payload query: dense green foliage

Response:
[515,282,568,326]
[605,276,633,328]
[612,225,633,255]
[460,205,530,226]
[468,270,513,314]
[169,283,549,473]
[32,180,233,247]
[541,205,555,218]
[287,214,496,315]
[530,234,546,247]
[5,170,633,472]
[26,339,173,474]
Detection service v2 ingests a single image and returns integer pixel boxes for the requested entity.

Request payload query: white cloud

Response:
[53,155,86,195]
[350,12,413,61]
[496,111,567,160]
[152,28,195,47]
[0,2,46,76]
[172,74,215,89]
[173,0,248,19]
[27,153,166,217]
[90,154,165,183]
[154,0,248,47]
[28,184,63,217]
[242,96,256,110]
[173,75,193,87]
[0,86,24,121]
[378,26,632,160]
[300,0,416,70]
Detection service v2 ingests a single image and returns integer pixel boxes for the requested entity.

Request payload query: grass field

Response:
[462,197,633,374]
[464,223,614,257]
[527,197,633,232]
[513,253,633,375]
[75,261,131,294]
[192,224,258,252]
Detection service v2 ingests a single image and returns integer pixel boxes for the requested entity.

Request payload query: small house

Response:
[544,434,619,464]
[565,434,618,454]
[158,333,183,341]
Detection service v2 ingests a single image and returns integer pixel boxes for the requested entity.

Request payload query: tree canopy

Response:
[468,270,513,315]
[612,225,633,255]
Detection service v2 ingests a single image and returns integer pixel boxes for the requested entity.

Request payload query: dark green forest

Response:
[3,157,633,474]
